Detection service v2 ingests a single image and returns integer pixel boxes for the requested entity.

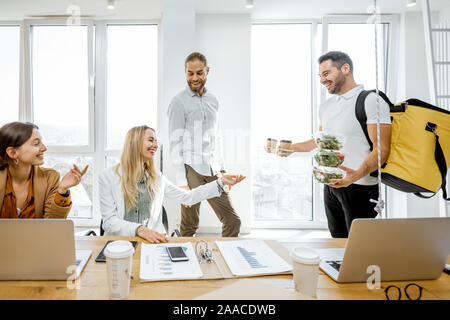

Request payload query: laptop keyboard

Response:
[326,260,342,272]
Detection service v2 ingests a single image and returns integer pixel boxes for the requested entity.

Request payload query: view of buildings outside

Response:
[252,151,313,220]
[251,24,314,222]
[43,156,93,219]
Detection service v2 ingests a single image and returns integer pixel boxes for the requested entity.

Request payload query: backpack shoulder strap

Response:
[355,89,393,151]
[414,124,449,200]
[355,90,374,151]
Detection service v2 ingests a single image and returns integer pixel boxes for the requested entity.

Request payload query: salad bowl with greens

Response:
[313,166,345,185]
[313,149,345,167]
[313,132,344,151]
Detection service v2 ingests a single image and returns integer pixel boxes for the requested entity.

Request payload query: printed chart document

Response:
[140,242,203,282]
[215,240,292,276]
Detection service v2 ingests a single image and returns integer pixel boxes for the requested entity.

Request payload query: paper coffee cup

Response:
[104,240,135,300]
[280,140,292,150]
[290,247,321,297]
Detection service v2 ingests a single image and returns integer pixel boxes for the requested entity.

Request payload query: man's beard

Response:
[188,79,206,93]
[328,72,346,94]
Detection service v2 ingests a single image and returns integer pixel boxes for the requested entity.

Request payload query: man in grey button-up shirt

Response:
[167,52,240,237]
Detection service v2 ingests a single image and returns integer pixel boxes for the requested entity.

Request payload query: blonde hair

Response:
[115,125,158,211]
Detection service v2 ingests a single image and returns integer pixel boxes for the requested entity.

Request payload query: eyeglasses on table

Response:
[384,283,424,300]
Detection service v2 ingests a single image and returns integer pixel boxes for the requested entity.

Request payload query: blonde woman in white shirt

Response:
[99,125,245,243]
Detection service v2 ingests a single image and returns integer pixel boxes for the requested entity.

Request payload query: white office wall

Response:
[159,10,252,234]
[393,11,440,218]
[438,5,450,22]
[195,14,252,234]
[399,12,432,102]
[159,0,196,232]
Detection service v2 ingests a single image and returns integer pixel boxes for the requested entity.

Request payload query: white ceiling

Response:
[0,0,448,20]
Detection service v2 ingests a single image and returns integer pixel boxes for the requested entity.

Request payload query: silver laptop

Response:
[318,218,450,283]
[0,219,92,280]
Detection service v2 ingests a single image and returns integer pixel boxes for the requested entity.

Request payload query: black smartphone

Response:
[95,240,138,263]
[166,246,189,262]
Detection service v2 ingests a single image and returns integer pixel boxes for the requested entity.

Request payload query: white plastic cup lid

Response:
[104,240,135,259]
[290,246,321,265]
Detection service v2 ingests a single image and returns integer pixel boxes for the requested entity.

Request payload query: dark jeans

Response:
[324,184,379,238]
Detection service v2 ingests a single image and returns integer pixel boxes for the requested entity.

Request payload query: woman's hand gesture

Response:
[221,174,246,189]
[58,164,89,194]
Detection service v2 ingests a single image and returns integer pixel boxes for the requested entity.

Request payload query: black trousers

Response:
[324,184,379,238]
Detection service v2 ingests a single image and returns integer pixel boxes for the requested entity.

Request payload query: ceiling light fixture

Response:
[107,0,115,10]
[406,0,417,7]
[245,0,255,9]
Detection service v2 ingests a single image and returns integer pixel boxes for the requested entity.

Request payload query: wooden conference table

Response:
[0,236,448,300]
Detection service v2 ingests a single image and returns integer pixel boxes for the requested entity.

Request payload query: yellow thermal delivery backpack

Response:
[356,90,450,199]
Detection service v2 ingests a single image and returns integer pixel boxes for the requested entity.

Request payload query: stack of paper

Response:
[139,242,203,282]
[215,239,292,276]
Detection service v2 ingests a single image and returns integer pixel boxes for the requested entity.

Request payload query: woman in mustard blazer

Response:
[0,122,88,219]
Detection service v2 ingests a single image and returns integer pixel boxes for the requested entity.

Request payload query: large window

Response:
[30,24,94,220]
[31,25,90,146]
[251,23,315,226]
[18,20,159,225]
[324,21,388,93]
[27,22,94,221]
[251,17,395,227]
[106,25,158,151]
[0,25,20,126]
[320,16,394,220]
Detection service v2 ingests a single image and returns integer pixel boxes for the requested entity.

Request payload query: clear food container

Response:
[313,132,344,150]
[313,149,345,167]
[313,166,345,185]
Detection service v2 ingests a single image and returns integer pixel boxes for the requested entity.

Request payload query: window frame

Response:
[250,16,399,229]
[23,19,95,153]
[322,15,400,220]
[0,22,21,124]
[16,19,159,227]
[250,19,327,229]
[100,20,160,156]
[321,15,400,102]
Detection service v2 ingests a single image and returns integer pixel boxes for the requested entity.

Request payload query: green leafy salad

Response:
[313,150,345,167]
[313,167,344,185]
[315,134,343,150]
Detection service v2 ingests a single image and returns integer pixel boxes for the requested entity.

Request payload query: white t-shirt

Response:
[318,85,391,185]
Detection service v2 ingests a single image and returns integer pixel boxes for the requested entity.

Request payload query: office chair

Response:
[95,206,180,237]
[84,230,97,236]
[161,206,181,237]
